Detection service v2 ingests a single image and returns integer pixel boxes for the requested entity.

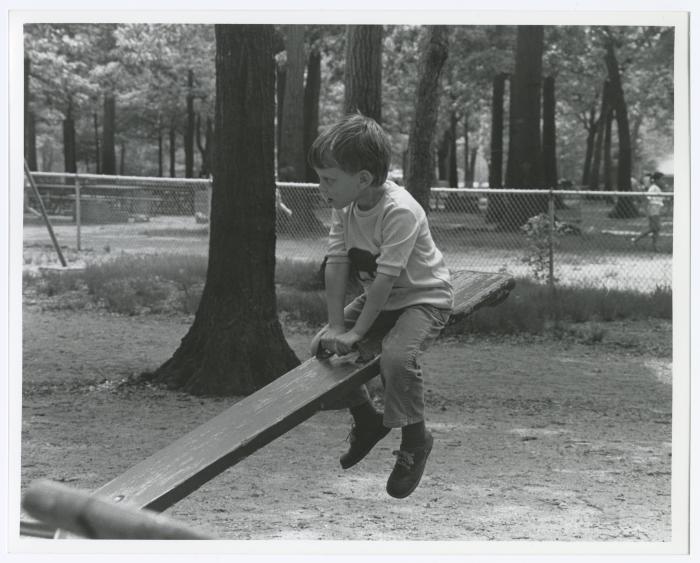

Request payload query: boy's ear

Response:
[358,169,374,188]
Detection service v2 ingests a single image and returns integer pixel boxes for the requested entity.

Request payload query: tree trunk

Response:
[24,56,38,171]
[486,72,507,222]
[448,111,458,188]
[303,44,321,182]
[62,100,77,174]
[603,107,614,189]
[405,26,449,212]
[101,94,116,175]
[604,35,637,218]
[158,126,163,177]
[185,69,195,178]
[589,81,610,190]
[119,142,126,175]
[147,24,299,396]
[469,148,477,184]
[276,60,285,168]
[277,25,325,233]
[169,124,176,177]
[542,75,557,189]
[437,129,449,182]
[501,26,545,230]
[344,25,383,123]
[630,113,643,178]
[581,104,596,186]
[93,113,101,174]
[196,113,212,177]
[278,25,306,181]
[463,112,471,187]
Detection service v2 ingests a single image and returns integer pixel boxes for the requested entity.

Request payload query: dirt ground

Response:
[19,300,672,542]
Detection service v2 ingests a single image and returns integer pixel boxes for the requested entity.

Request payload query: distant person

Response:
[308,113,453,499]
[632,172,664,252]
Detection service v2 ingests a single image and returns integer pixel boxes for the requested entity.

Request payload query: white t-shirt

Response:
[646,184,664,216]
[326,181,453,311]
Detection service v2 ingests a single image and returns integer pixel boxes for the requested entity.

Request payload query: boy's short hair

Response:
[308,113,391,186]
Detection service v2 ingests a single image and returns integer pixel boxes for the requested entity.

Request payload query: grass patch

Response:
[23,255,672,333]
[448,277,672,336]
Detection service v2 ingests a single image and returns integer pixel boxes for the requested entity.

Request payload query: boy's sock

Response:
[400,420,426,450]
[350,401,381,428]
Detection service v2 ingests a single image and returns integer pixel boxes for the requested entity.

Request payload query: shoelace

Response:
[392,449,415,470]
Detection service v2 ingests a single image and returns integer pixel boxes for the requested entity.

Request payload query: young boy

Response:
[308,114,454,499]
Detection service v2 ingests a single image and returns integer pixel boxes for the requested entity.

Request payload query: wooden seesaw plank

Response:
[33,270,512,538]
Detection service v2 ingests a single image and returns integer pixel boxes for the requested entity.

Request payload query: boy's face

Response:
[314,166,372,209]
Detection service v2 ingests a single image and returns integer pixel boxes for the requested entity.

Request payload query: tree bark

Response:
[119,142,126,175]
[304,44,321,182]
[344,25,383,123]
[147,24,299,396]
[62,99,77,174]
[278,25,306,181]
[604,34,637,218]
[169,124,176,177]
[101,94,116,175]
[405,26,449,212]
[603,107,614,189]
[501,26,545,229]
[24,56,38,171]
[93,113,101,174]
[542,75,558,189]
[437,129,449,182]
[196,113,213,178]
[486,72,507,222]
[589,81,610,190]
[276,60,285,169]
[158,125,163,177]
[581,104,596,186]
[448,111,458,187]
[185,69,196,178]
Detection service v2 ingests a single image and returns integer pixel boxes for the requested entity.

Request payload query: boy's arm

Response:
[325,261,350,330]
[348,272,396,338]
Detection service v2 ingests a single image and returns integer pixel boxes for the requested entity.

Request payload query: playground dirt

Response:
[19,305,673,543]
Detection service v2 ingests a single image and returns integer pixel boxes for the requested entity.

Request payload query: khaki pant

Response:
[334,295,451,428]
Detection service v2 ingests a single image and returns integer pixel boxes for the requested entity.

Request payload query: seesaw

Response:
[21,270,514,539]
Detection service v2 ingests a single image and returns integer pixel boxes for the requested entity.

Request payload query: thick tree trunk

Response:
[196,113,213,177]
[463,112,471,187]
[448,111,458,188]
[603,107,614,189]
[185,69,195,178]
[278,25,306,180]
[276,61,285,169]
[630,113,643,177]
[501,26,545,230]
[158,127,163,177]
[119,142,126,175]
[304,45,321,182]
[437,129,449,182]
[148,24,299,396]
[589,81,610,190]
[604,35,637,218]
[93,113,101,174]
[405,26,449,212]
[169,124,176,177]
[486,72,507,222]
[581,104,596,186]
[101,94,116,175]
[24,56,38,171]
[344,25,383,123]
[542,75,558,189]
[62,100,77,174]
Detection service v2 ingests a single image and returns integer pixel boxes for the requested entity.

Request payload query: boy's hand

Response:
[330,330,362,356]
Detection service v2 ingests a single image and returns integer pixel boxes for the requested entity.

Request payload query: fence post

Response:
[75,174,82,251]
[547,188,555,288]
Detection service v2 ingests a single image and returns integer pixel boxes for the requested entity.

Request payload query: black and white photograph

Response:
[2,2,695,560]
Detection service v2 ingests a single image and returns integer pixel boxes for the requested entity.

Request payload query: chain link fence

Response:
[24,172,673,292]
